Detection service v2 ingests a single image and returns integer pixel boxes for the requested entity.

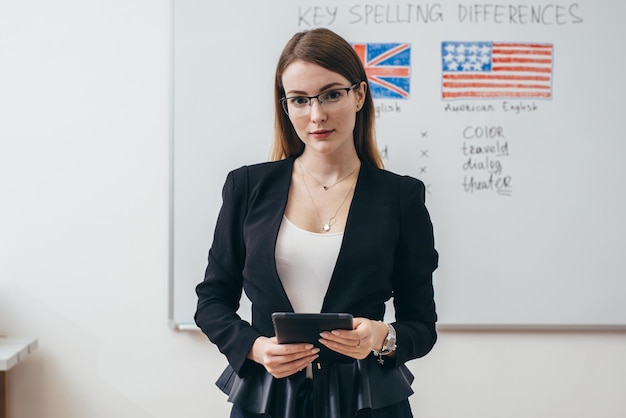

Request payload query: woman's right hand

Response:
[248,336,320,379]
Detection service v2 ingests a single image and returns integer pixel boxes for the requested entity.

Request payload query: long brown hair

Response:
[270,28,383,169]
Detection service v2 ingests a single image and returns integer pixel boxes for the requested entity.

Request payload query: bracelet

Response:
[372,323,397,365]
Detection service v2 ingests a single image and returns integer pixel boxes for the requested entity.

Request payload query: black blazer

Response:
[195,157,438,378]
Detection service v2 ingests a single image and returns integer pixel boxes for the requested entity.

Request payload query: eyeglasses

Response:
[281,83,359,117]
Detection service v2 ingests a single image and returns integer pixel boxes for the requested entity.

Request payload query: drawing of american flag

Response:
[441,41,553,99]
[353,43,411,99]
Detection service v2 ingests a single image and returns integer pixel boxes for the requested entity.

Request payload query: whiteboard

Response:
[170,0,626,329]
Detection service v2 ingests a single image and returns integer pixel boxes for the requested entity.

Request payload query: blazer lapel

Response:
[260,158,296,313]
[321,163,381,313]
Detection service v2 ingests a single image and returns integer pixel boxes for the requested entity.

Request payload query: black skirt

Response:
[230,399,413,418]
[217,357,415,418]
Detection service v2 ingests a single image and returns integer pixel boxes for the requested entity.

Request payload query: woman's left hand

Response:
[318,317,389,360]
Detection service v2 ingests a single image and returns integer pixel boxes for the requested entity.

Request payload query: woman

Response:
[195,28,438,418]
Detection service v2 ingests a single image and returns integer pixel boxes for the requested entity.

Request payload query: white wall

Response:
[0,2,624,418]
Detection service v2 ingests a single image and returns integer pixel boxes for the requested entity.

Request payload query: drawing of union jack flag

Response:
[441,41,554,100]
[353,43,411,99]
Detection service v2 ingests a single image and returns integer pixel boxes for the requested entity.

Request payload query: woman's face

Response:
[281,60,365,158]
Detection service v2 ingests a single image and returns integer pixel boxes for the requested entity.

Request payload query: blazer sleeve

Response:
[389,177,439,366]
[194,167,262,377]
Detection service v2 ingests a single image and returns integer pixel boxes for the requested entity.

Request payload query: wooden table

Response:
[0,338,38,418]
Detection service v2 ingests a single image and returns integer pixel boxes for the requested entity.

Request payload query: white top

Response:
[0,337,38,370]
[275,216,343,313]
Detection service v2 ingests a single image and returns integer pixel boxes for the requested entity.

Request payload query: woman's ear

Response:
[356,81,367,110]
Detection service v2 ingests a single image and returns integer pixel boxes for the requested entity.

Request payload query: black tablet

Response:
[271,312,354,363]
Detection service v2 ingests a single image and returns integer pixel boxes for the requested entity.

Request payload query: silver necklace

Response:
[299,160,357,232]
[299,160,360,191]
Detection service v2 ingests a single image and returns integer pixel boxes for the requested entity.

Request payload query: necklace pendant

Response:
[323,224,331,232]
